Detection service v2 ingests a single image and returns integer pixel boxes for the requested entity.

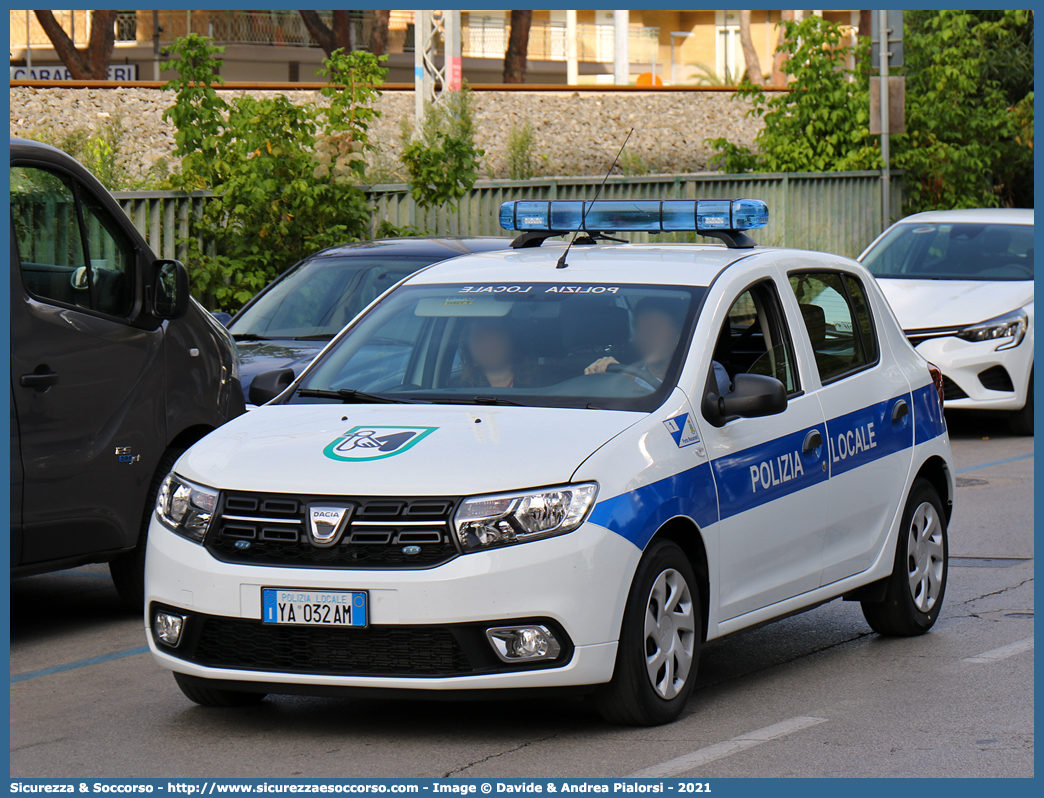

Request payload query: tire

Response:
[173,673,267,708]
[861,478,948,636]
[1008,368,1033,436]
[595,540,701,726]
[110,447,185,610]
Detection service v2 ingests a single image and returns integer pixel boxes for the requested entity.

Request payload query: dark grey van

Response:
[10,137,244,605]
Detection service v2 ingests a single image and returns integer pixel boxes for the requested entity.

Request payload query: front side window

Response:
[711,280,799,397]
[862,222,1033,281]
[789,272,878,384]
[10,165,135,317]
[293,282,706,412]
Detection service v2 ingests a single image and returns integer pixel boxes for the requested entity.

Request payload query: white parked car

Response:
[145,199,954,726]
[860,208,1033,434]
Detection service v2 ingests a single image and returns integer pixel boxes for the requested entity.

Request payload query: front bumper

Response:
[144,515,638,691]
[914,335,1033,411]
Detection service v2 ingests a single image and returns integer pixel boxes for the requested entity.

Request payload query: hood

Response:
[177,403,642,497]
[235,339,325,396]
[877,279,1034,330]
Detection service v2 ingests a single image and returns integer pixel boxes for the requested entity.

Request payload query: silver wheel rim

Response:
[907,501,945,613]
[643,568,696,700]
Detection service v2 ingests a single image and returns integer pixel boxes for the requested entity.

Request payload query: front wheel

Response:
[595,540,701,726]
[174,673,267,708]
[861,478,948,636]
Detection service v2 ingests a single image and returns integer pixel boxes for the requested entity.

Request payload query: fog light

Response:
[154,611,187,647]
[486,625,561,662]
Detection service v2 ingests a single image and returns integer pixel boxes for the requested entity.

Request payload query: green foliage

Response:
[706,16,877,174]
[400,84,485,210]
[505,121,536,180]
[898,10,1034,211]
[28,115,167,191]
[618,147,655,176]
[706,11,1034,214]
[162,37,387,310]
[374,220,426,238]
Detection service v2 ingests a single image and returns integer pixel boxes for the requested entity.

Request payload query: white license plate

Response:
[262,588,367,627]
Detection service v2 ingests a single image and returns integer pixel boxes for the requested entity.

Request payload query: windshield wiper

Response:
[292,334,335,341]
[231,333,272,341]
[296,388,422,404]
[430,396,523,406]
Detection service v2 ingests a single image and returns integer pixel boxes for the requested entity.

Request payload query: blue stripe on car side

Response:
[712,423,829,521]
[825,393,913,478]
[587,462,718,550]
[590,389,935,549]
[912,383,947,444]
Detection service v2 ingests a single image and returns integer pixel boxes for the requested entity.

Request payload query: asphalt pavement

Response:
[9,414,1033,778]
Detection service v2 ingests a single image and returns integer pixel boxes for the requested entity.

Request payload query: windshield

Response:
[230,255,437,339]
[862,222,1033,281]
[292,282,705,411]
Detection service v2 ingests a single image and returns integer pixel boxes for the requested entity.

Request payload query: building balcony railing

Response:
[12,10,659,65]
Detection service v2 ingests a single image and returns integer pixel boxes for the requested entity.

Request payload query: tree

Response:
[369,10,391,57]
[161,35,383,310]
[706,16,875,174]
[299,11,355,57]
[503,10,532,84]
[770,10,794,87]
[738,11,764,86]
[34,10,117,80]
[300,10,391,58]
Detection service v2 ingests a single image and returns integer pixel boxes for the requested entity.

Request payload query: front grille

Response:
[193,617,473,676]
[978,365,1015,393]
[941,376,968,401]
[206,492,461,569]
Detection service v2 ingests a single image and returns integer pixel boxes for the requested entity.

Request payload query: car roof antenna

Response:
[556,128,633,270]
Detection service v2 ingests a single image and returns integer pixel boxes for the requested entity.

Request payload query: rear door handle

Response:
[20,371,59,389]
[802,428,823,453]
[892,399,910,422]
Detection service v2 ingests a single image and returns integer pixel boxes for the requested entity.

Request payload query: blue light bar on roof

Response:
[498,199,769,234]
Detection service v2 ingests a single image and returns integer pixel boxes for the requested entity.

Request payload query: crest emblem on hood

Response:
[323,426,438,462]
[307,505,353,547]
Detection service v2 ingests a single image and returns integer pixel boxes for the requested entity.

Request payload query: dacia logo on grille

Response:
[307,505,353,548]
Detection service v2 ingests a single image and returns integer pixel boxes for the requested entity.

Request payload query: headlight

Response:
[956,308,1028,351]
[454,483,598,552]
[156,473,218,543]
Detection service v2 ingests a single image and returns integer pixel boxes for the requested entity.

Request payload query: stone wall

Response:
[10,86,762,183]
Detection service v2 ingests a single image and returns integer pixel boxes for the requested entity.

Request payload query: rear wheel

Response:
[861,478,948,636]
[1008,368,1033,435]
[174,673,267,708]
[595,540,701,726]
[110,447,184,610]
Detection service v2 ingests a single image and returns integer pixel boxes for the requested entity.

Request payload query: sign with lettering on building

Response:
[10,65,138,81]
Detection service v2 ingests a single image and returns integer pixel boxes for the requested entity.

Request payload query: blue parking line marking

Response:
[11,646,150,684]
[956,453,1034,474]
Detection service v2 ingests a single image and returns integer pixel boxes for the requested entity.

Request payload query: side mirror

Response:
[152,259,190,320]
[212,311,233,327]
[249,368,296,406]
[703,373,787,427]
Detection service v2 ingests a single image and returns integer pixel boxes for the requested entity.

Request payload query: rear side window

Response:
[10,165,135,318]
[789,272,878,384]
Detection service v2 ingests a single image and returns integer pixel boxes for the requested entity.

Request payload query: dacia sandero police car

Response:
[145,199,954,726]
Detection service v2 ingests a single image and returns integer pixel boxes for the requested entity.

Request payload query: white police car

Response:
[145,199,954,726]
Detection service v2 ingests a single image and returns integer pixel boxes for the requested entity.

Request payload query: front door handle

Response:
[892,399,910,422]
[802,428,823,453]
[20,371,59,390]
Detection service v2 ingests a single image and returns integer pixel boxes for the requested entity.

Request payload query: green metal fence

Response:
[115,171,902,262]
